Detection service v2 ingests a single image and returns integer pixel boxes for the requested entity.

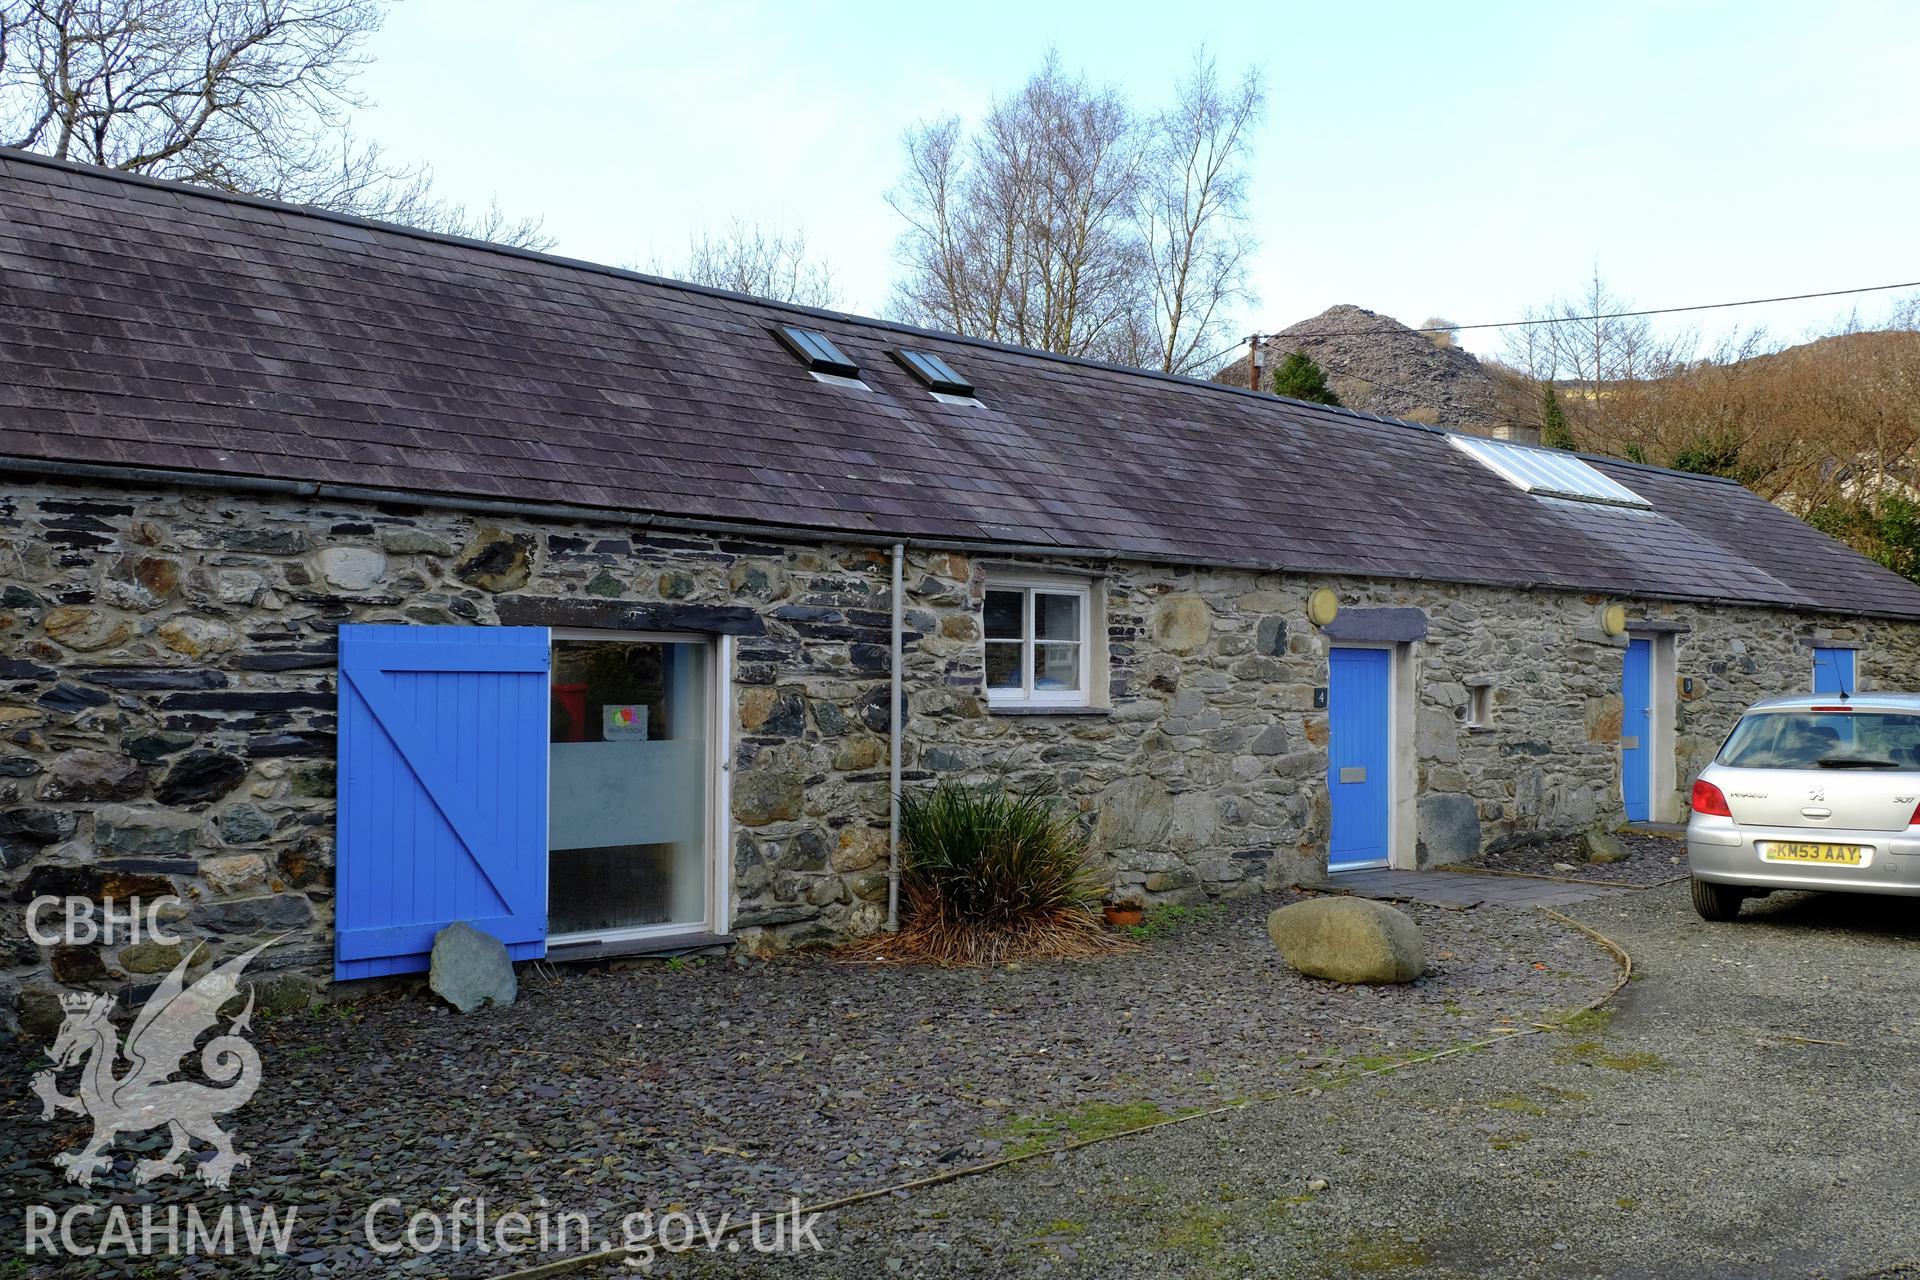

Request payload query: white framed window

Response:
[982,578,1092,708]
[1464,683,1494,729]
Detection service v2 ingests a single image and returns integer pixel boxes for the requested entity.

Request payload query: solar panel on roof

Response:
[773,326,859,378]
[1447,434,1651,509]
[894,348,975,396]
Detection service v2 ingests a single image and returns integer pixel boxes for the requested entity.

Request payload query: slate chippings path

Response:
[674,884,1920,1279]
[1464,831,1689,887]
[0,889,1618,1277]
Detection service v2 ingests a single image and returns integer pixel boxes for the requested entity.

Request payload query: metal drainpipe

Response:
[887,542,905,931]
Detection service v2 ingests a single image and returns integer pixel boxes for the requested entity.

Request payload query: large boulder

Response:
[428,921,517,1013]
[1267,897,1425,985]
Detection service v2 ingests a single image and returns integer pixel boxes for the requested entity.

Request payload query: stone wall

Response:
[5,476,1918,1024]
[900,566,1920,895]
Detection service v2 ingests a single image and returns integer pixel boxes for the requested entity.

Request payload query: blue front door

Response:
[1622,638,1652,822]
[1328,647,1391,870]
[1813,647,1856,695]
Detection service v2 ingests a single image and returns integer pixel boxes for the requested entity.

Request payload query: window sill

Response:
[987,704,1111,717]
[546,931,733,962]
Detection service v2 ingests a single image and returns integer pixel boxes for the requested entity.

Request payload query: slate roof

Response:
[3,148,1920,620]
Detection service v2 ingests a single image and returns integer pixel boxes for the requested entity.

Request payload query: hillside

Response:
[1212,304,1513,437]
[1731,327,1920,378]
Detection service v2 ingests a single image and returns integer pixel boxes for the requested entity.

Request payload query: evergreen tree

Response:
[1540,382,1574,449]
[1270,351,1341,406]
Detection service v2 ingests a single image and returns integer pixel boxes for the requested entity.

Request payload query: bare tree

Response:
[0,0,549,247]
[1499,267,1686,390]
[1140,54,1264,374]
[890,54,1145,361]
[318,163,550,248]
[658,220,839,307]
[889,51,1264,372]
[1866,290,1920,334]
[1495,267,1700,454]
[1489,274,1920,575]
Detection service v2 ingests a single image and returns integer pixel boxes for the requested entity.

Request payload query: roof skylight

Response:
[1447,434,1651,509]
[894,348,974,396]
[774,326,858,378]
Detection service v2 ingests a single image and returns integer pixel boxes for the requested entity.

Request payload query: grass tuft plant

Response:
[842,780,1127,965]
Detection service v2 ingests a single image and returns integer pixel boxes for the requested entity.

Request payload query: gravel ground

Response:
[1465,831,1688,887]
[667,883,1920,1279]
[0,890,1615,1277]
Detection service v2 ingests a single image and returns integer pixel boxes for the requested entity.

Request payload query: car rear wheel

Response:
[1690,876,1745,922]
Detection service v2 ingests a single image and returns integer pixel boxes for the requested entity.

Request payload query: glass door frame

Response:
[545,627,733,947]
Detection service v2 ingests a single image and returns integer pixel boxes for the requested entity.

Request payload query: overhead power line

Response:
[1250,277,1920,345]
[1192,337,1251,373]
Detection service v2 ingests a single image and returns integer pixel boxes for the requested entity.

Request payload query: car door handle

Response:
[1801,807,1831,820]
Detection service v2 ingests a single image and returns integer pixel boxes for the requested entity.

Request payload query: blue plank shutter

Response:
[1812,647,1856,696]
[335,625,550,980]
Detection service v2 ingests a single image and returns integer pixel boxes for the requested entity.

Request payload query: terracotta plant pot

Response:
[1104,904,1145,928]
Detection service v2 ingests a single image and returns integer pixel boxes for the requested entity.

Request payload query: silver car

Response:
[1687,692,1920,920]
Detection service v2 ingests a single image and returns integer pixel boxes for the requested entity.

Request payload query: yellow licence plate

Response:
[1759,842,1865,865]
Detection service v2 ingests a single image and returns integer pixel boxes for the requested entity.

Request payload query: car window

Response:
[1718,711,1920,770]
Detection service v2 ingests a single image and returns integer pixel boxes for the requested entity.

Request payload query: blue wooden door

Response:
[1621,638,1652,823]
[1328,647,1392,870]
[335,625,551,980]
[1812,647,1856,695]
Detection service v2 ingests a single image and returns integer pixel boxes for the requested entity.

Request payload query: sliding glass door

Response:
[547,634,712,939]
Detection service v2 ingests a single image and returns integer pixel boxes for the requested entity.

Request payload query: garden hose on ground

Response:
[487,905,1633,1280]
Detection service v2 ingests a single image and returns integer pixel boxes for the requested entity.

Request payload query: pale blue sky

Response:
[354,1,1920,360]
